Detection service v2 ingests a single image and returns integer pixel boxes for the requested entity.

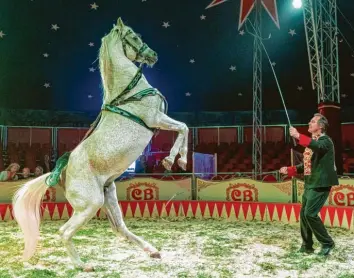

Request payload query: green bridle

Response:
[120,29,149,62]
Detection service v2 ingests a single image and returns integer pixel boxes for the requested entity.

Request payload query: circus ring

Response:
[1,175,354,278]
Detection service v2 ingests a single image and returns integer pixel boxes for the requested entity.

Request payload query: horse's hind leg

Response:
[58,181,104,271]
[103,182,161,258]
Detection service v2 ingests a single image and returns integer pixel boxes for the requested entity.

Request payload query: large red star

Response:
[205,0,229,9]
[206,0,279,30]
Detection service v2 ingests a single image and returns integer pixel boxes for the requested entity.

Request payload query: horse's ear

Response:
[117,17,125,30]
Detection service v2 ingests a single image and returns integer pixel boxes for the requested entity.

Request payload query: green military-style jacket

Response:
[295,134,339,189]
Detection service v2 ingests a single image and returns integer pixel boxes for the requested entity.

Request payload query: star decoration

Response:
[297,86,303,91]
[90,3,99,10]
[0,31,5,38]
[142,0,147,2]
[89,67,96,72]
[271,62,276,67]
[51,24,60,31]
[341,94,347,98]
[200,15,206,20]
[44,83,50,88]
[88,94,93,98]
[288,29,296,36]
[43,53,49,58]
[189,59,195,64]
[88,42,94,47]
[350,73,354,77]
[185,92,191,97]
[162,22,170,28]
[239,30,245,36]
[230,65,236,71]
[238,93,243,96]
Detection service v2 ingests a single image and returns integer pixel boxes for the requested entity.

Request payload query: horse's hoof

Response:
[83,265,95,272]
[150,252,161,259]
[177,158,187,171]
[162,158,173,171]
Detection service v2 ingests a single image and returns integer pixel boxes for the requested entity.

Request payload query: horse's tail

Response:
[12,173,51,261]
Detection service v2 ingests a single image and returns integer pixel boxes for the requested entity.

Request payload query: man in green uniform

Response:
[280,113,338,256]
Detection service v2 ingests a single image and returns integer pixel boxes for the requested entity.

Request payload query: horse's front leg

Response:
[147,112,189,171]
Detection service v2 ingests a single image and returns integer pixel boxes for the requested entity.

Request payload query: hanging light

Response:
[292,0,302,9]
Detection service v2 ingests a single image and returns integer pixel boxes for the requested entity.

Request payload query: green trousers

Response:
[300,187,334,248]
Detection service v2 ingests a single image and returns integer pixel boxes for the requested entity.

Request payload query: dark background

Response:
[0,0,353,115]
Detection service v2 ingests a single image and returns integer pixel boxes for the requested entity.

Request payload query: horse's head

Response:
[102,17,158,67]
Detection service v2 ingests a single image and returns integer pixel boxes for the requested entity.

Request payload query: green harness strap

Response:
[45,67,161,187]
[45,152,71,187]
[103,104,156,133]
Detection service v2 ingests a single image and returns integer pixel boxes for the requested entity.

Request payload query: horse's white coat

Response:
[12,17,189,270]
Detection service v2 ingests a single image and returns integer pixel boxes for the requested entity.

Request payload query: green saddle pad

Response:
[45,152,71,187]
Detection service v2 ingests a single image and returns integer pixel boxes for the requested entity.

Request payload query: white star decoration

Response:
[230,66,236,71]
[189,59,195,64]
[297,86,303,91]
[341,94,347,98]
[89,67,96,72]
[43,53,49,58]
[142,0,147,2]
[185,92,191,97]
[271,62,276,67]
[239,30,245,36]
[288,29,296,36]
[88,42,94,47]
[90,3,99,10]
[350,73,354,77]
[88,95,93,98]
[44,83,50,88]
[238,93,243,96]
[200,15,206,20]
[51,24,60,31]
[162,22,170,28]
[0,31,5,38]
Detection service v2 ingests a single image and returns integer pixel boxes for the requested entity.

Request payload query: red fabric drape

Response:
[150,130,176,151]
[7,127,51,147]
[219,128,238,144]
[198,128,218,144]
[264,126,284,142]
[57,128,89,156]
[342,124,354,146]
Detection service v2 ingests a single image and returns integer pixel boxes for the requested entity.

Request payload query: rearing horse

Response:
[12,17,189,271]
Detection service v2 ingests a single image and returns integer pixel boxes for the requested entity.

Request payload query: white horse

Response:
[12,17,189,271]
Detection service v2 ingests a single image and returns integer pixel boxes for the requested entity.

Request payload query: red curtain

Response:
[198,128,218,144]
[264,126,284,142]
[244,127,253,143]
[57,128,89,156]
[342,124,354,145]
[219,128,237,144]
[7,127,51,147]
[150,130,176,151]
[7,128,31,146]
[294,125,310,136]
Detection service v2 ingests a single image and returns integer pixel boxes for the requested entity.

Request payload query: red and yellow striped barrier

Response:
[1,201,353,230]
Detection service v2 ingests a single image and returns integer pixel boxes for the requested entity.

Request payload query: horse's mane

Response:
[98,39,109,103]
[98,29,127,103]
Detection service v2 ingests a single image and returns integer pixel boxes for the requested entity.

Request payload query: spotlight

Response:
[292,0,302,9]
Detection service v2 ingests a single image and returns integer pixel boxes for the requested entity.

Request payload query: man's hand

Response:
[289,126,300,139]
[279,167,288,175]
